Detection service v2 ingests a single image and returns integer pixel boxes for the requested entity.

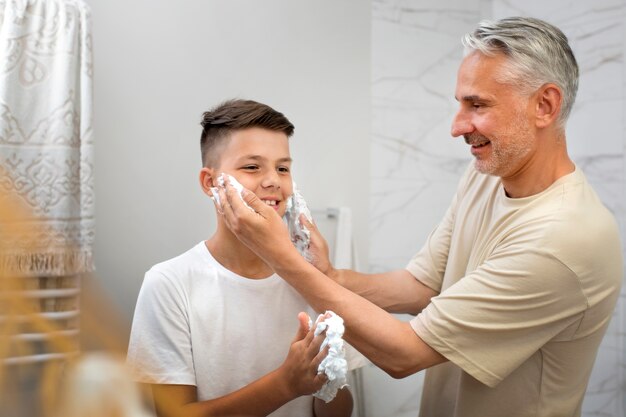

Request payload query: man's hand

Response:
[278,312,329,398]
[216,179,299,268]
[299,214,335,276]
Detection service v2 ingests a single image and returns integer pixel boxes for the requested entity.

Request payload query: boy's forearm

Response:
[313,388,353,417]
[156,369,295,417]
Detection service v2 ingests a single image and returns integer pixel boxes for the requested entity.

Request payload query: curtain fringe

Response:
[0,250,94,277]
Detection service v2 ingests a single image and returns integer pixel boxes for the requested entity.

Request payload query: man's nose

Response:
[451,109,473,138]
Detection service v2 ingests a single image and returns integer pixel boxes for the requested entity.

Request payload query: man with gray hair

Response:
[215,17,623,417]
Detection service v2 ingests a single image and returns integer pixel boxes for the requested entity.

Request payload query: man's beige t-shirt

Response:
[407,165,622,417]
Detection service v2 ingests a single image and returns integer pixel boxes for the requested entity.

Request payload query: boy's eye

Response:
[242,165,259,171]
[278,166,290,173]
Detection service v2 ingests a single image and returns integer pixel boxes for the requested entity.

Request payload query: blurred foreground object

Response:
[0,194,146,416]
[0,2,154,416]
[55,353,151,417]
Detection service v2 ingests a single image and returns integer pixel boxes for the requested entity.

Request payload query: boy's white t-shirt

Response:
[127,242,361,417]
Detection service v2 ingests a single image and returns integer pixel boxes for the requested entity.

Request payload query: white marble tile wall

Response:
[367,1,484,416]
[368,0,626,416]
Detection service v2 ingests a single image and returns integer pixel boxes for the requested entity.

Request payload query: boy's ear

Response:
[199,167,216,196]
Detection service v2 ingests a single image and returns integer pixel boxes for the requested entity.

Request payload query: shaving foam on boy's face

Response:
[210,173,293,214]
[212,174,315,262]
[210,172,292,217]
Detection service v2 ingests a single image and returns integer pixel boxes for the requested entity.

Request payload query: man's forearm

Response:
[273,252,441,378]
[329,268,438,315]
[216,185,445,377]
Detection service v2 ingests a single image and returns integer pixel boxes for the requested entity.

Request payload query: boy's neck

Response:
[205,224,274,279]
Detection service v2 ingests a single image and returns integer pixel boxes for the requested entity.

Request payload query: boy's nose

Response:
[261,170,281,188]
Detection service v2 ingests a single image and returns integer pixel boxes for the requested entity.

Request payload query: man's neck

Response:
[205,224,274,279]
[501,133,575,198]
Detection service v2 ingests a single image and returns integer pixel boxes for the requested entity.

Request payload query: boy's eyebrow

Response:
[238,155,293,163]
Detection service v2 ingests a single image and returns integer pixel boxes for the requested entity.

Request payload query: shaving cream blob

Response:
[210,174,254,212]
[310,311,349,402]
[283,182,313,261]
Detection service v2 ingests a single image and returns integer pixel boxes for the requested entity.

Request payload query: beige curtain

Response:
[0,0,94,277]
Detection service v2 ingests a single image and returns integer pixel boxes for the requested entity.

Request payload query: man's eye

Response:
[278,166,290,173]
[242,165,259,170]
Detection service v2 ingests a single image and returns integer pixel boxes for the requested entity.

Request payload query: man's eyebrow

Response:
[454,95,497,105]
[456,95,483,102]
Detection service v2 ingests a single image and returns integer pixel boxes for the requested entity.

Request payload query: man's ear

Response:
[199,167,216,196]
[535,83,562,129]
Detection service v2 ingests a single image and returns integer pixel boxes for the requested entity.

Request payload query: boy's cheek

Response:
[223,171,249,188]
[237,177,258,192]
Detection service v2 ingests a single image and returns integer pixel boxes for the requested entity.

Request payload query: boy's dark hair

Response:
[200,99,295,167]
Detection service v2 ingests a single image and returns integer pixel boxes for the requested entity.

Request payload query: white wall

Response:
[90,0,371,331]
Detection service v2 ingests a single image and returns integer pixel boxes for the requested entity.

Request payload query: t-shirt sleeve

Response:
[405,165,473,292]
[406,202,455,292]
[411,244,587,387]
[126,268,196,385]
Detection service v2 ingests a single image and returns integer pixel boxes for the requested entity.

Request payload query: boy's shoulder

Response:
[146,241,216,284]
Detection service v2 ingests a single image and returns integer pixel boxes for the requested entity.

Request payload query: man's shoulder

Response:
[510,169,621,292]
[535,168,617,236]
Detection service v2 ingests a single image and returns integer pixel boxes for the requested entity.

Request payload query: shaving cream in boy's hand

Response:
[284,182,314,262]
[310,311,349,403]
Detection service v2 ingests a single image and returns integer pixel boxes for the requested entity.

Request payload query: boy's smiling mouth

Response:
[261,199,280,210]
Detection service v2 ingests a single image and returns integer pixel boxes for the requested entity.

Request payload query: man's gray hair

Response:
[462,17,579,128]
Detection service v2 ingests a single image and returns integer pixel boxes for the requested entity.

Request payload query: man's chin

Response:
[474,160,497,176]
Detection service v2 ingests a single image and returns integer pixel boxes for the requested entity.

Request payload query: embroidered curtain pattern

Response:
[0,0,94,276]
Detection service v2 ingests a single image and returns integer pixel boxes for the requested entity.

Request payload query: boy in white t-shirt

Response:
[127,99,354,417]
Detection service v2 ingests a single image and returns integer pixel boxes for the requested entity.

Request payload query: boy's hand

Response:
[279,312,329,397]
[217,179,300,267]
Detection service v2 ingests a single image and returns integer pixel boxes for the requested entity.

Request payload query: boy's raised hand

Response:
[277,312,329,398]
